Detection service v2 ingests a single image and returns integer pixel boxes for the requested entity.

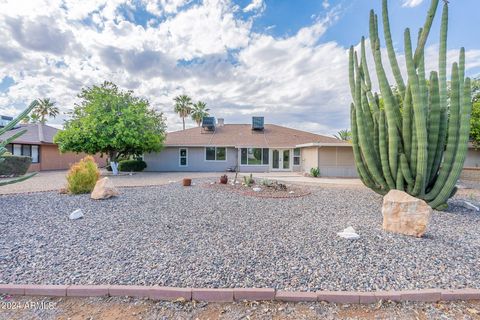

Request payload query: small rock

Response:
[289,191,295,194]
[69,209,84,220]
[91,177,119,200]
[337,226,360,239]
[463,201,479,212]
[252,187,262,192]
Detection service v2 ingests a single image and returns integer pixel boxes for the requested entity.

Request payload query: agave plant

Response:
[349,0,472,210]
[0,101,39,186]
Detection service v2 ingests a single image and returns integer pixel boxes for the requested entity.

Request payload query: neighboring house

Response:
[144,117,358,177]
[1,123,104,171]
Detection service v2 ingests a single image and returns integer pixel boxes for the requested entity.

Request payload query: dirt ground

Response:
[1,296,480,320]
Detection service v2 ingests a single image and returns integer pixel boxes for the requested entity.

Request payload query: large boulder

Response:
[91,177,119,200]
[382,190,432,237]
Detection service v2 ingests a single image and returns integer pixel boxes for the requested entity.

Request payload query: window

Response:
[6,144,13,154]
[240,148,269,165]
[293,148,301,165]
[31,146,39,163]
[205,147,226,161]
[179,148,188,166]
[8,144,40,163]
[13,144,21,156]
[22,145,31,157]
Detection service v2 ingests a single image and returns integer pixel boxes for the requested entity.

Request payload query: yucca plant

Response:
[0,101,39,186]
[349,0,472,210]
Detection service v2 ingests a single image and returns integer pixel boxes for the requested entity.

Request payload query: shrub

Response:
[0,155,32,177]
[118,159,147,172]
[310,167,320,177]
[243,173,254,187]
[66,156,100,194]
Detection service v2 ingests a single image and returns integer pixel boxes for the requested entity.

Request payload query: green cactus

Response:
[349,0,472,210]
[0,100,39,186]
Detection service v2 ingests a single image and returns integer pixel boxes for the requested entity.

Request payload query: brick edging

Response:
[0,285,479,303]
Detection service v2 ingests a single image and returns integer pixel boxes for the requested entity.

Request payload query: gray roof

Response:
[0,124,59,145]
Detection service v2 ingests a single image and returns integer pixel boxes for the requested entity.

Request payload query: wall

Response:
[33,144,105,171]
[301,147,319,173]
[318,146,358,177]
[144,147,237,172]
[465,148,480,168]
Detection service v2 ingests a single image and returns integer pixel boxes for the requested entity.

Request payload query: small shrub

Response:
[261,178,271,187]
[0,155,32,177]
[243,173,254,187]
[66,156,100,194]
[310,167,320,177]
[118,159,147,172]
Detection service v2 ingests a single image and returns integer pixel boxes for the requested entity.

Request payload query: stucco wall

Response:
[301,147,319,173]
[318,146,358,177]
[465,148,480,168]
[144,147,237,172]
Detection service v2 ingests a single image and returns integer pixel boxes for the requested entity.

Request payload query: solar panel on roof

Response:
[202,117,216,131]
[252,116,264,130]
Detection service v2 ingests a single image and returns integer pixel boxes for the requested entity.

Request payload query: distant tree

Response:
[54,81,166,174]
[21,113,40,124]
[471,100,480,149]
[334,129,352,141]
[33,98,59,124]
[173,95,193,130]
[191,101,210,127]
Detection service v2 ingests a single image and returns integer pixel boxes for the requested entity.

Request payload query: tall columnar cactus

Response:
[0,100,39,186]
[349,0,472,210]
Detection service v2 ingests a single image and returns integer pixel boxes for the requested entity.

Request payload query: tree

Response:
[54,82,166,174]
[191,101,210,126]
[334,129,352,141]
[33,98,59,124]
[173,95,193,130]
[471,101,480,148]
[0,101,39,186]
[21,113,40,124]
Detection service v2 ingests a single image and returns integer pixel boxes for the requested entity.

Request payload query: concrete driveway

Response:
[0,170,363,194]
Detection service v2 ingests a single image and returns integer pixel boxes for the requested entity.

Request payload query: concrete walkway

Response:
[0,170,363,194]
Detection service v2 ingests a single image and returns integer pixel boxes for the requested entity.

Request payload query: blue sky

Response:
[0,0,479,134]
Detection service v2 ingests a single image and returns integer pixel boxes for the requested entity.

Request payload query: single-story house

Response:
[144,117,358,177]
[1,123,104,171]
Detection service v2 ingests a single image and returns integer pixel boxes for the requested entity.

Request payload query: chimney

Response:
[217,118,224,127]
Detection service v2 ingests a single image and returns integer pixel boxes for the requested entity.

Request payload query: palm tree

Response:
[173,95,193,130]
[334,129,352,141]
[33,98,59,124]
[191,101,210,127]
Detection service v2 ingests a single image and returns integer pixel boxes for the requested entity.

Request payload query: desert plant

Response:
[261,178,271,186]
[173,95,193,130]
[33,98,59,124]
[191,101,210,127]
[0,156,32,177]
[310,167,320,177]
[243,173,254,187]
[334,129,352,141]
[349,0,472,210]
[0,101,39,186]
[66,156,100,194]
[118,159,147,172]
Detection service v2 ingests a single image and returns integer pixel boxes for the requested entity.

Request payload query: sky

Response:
[0,0,479,135]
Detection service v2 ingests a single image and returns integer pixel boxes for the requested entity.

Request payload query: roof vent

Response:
[252,116,264,131]
[202,116,216,131]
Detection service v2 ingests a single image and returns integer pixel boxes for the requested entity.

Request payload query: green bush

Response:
[118,159,147,172]
[310,167,320,177]
[66,156,100,194]
[0,155,32,177]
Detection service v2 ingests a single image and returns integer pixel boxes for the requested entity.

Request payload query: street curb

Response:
[0,285,479,303]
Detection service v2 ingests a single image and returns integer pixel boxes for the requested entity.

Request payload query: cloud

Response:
[0,45,23,62]
[322,0,330,9]
[243,0,265,13]
[401,0,424,8]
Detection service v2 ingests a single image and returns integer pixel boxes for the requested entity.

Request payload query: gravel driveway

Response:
[1,181,479,291]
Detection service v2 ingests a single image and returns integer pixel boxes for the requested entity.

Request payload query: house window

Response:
[6,144,13,154]
[179,148,188,166]
[7,144,40,163]
[31,146,39,163]
[293,148,301,165]
[13,144,21,156]
[205,147,226,161]
[240,148,269,165]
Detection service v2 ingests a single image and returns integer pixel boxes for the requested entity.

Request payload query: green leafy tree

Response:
[173,95,193,130]
[54,82,166,174]
[21,113,40,124]
[471,101,480,148]
[334,129,352,141]
[191,101,210,126]
[0,101,39,186]
[33,98,59,124]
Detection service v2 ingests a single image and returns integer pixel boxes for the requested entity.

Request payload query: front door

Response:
[271,149,291,171]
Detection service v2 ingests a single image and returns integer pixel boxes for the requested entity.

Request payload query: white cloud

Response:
[243,0,264,13]
[402,0,424,8]
[322,0,330,9]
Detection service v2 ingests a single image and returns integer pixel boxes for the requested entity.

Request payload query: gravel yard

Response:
[0,180,479,291]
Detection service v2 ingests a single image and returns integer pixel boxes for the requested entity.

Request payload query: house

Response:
[1,123,104,171]
[144,117,358,177]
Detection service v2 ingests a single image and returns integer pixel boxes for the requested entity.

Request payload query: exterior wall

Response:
[32,144,105,172]
[318,146,358,177]
[465,148,480,168]
[144,147,237,172]
[301,147,319,173]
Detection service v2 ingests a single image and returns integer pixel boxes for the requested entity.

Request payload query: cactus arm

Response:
[438,3,448,112]
[413,0,439,67]
[0,101,38,135]
[429,78,472,209]
[405,28,428,197]
[0,172,37,186]
[425,62,461,201]
[381,0,406,98]
[396,164,404,190]
[379,110,396,189]
[349,46,356,102]
[426,71,441,181]
[400,153,414,187]
[402,85,412,162]
[0,129,27,148]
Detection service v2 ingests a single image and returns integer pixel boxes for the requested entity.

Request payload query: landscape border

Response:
[1,285,479,303]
